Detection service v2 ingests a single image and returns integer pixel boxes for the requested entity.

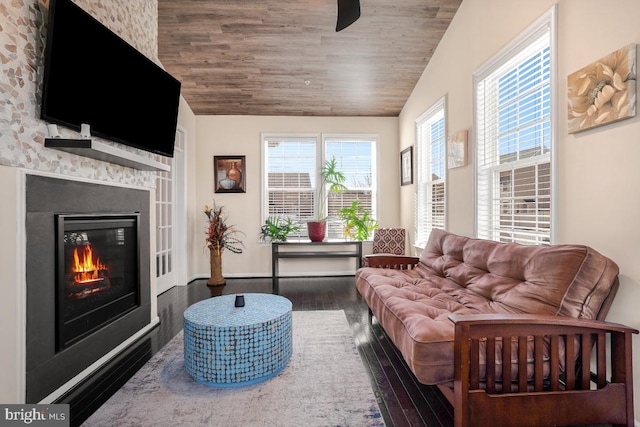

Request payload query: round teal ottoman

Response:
[183,293,292,387]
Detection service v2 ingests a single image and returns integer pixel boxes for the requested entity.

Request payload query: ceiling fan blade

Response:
[336,0,361,32]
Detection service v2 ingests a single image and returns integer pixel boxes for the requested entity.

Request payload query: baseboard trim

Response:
[191,272,355,280]
[39,317,160,404]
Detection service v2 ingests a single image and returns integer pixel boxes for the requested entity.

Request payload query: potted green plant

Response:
[260,216,301,242]
[307,157,348,242]
[338,201,378,241]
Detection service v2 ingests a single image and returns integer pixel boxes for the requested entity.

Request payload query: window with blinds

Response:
[263,135,317,238]
[415,98,446,248]
[263,134,377,240]
[475,11,554,245]
[325,136,377,239]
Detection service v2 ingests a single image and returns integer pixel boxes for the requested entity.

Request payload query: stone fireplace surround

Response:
[25,174,152,403]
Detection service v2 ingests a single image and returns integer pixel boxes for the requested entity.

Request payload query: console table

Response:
[271,240,362,293]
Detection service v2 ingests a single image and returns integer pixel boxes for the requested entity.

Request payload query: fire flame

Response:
[72,245,108,283]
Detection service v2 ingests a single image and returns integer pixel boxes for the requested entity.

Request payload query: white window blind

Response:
[323,136,377,239]
[475,14,554,245]
[324,136,377,239]
[415,98,446,248]
[263,135,317,238]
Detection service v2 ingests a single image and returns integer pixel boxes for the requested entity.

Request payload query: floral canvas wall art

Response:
[567,44,636,133]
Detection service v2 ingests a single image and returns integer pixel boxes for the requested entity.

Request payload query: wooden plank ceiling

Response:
[157,0,462,116]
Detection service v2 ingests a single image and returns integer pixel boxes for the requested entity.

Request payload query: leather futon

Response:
[355,229,637,427]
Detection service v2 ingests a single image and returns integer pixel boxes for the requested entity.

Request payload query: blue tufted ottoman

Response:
[183,293,292,387]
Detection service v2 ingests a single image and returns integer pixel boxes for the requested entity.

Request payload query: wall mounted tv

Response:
[41,0,181,158]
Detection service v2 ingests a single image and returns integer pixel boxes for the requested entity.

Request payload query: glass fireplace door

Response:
[56,213,140,350]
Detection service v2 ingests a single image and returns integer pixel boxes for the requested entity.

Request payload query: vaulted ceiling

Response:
[157,0,462,116]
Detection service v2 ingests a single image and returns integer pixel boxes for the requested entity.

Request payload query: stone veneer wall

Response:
[0,0,160,187]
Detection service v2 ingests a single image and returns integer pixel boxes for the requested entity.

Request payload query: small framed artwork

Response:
[400,146,413,186]
[214,155,246,193]
[447,129,468,169]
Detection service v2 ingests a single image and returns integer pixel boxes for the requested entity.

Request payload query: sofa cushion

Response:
[420,229,619,319]
[355,229,619,385]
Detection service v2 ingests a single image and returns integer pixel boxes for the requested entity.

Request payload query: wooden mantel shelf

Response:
[45,138,170,172]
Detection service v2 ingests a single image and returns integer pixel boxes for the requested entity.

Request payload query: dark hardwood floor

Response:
[61,276,453,427]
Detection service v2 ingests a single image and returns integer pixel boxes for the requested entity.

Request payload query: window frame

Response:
[473,6,558,245]
[261,133,378,241]
[414,96,447,249]
[261,133,319,239]
[323,134,378,240]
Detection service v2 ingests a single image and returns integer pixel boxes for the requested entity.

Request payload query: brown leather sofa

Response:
[356,229,637,427]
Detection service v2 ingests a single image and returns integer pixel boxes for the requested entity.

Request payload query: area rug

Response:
[83,310,385,427]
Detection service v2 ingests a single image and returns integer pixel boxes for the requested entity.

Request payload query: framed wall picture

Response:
[447,129,468,169]
[214,155,246,193]
[400,146,413,186]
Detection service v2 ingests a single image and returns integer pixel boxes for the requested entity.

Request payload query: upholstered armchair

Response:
[361,228,405,267]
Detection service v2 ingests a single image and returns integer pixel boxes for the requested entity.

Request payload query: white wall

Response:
[190,115,399,279]
[0,166,22,403]
[399,0,640,417]
[176,96,199,281]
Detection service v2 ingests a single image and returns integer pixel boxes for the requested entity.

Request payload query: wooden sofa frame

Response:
[363,254,638,427]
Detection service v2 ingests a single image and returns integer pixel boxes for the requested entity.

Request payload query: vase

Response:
[207,247,225,288]
[307,221,326,242]
[227,161,242,184]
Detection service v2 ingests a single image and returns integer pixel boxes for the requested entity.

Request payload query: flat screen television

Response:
[41,0,181,158]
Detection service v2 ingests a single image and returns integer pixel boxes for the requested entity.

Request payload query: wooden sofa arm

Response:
[362,254,420,269]
[448,313,638,427]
